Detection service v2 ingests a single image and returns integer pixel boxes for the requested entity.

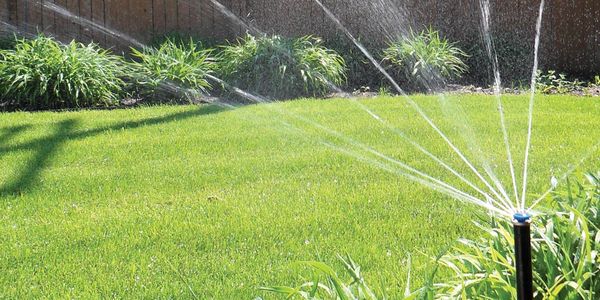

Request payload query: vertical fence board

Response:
[41,0,56,35]
[567,0,582,74]
[230,0,242,37]
[104,0,126,49]
[52,0,67,39]
[176,0,189,34]
[6,0,18,26]
[187,0,201,38]
[587,0,597,73]
[164,0,177,34]
[198,0,212,39]
[79,0,93,41]
[1,0,7,23]
[16,0,27,32]
[63,0,80,40]
[27,0,43,32]
[90,0,106,43]
[583,0,598,74]
[152,0,165,35]
[238,0,247,35]
[128,0,152,43]
[221,0,238,38]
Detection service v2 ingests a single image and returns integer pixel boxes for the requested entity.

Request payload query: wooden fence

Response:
[1,0,599,76]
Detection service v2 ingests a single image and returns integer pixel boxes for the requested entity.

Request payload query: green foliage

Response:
[378,86,392,97]
[383,28,468,88]
[261,254,417,300]
[0,35,125,110]
[434,173,600,299]
[218,34,346,99]
[535,70,583,94]
[130,39,217,103]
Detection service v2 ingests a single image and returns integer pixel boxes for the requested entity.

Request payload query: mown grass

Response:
[1,95,599,298]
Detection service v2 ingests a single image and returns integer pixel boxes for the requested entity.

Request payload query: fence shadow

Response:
[0,104,229,197]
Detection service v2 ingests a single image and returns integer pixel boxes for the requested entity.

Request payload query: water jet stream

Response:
[435,96,514,209]
[478,0,521,205]
[313,0,510,210]
[359,0,514,208]
[205,0,263,36]
[521,0,545,211]
[40,1,145,48]
[322,142,512,218]
[350,100,513,212]
[279,121,506,215]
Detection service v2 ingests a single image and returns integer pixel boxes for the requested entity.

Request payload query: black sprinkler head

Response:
[513,213,533,300]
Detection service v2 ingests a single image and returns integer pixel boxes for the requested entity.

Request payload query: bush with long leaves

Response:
[0,35,126,110]
[434,173,599,299]
[383,27,468,90]
[218,34,346,100]
[130,39,216,103]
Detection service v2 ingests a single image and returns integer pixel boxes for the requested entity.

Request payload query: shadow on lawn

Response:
[0,124,30,147]
[0,104,229,197]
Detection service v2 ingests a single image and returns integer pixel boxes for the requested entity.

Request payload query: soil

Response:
[325,84,600,99]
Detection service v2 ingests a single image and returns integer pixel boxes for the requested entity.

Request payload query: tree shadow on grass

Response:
[0,124,31,145]
[0,119,77,196]
[0,104,230,197]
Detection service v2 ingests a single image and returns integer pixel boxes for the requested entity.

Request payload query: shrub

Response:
[383,27,468,90]
[129,39,217,103]
[0,35,126,110]
[218,34,346,100]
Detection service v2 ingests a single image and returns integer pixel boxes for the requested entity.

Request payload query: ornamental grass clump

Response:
[130,38,217,103]
[218,34,346,100]
[383,28,468,90]
[0,35,126,110]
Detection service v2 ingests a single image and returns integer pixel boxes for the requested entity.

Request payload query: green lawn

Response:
[1,95,599,298]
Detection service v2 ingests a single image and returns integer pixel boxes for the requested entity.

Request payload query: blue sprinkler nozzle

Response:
[513,213,531,224]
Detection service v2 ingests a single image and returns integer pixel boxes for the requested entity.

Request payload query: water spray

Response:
[513,212,533,300]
